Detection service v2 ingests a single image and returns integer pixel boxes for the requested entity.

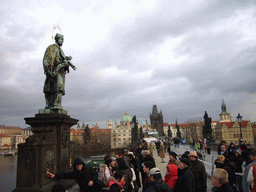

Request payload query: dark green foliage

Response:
[83,124,91,146]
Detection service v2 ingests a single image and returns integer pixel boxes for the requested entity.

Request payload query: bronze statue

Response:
[43,33,76,109]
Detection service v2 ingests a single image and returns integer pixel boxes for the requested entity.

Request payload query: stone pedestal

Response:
[13,111,78,192]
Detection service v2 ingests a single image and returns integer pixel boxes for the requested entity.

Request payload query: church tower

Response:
[150,105,164,136]
[219,99,232,122]
[108,118,113,129]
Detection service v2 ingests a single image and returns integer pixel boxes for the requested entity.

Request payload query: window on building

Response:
[123,134,126,136]
[125,123,127,126]
[118,138,121,141]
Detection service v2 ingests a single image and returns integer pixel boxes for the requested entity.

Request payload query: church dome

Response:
[121,112,132,122]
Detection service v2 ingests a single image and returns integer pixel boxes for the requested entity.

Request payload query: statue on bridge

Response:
[43,33,76,110]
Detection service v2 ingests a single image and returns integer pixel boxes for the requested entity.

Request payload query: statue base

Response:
[13,112,78,192]
[38,108,67,115]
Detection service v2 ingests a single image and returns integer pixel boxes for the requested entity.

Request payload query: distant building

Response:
[214,100,254,145]
[150,105,164,136]
[22,127,33,137]
[215,120,254,145]
[0,124,23,135]
[111,112,132,149]
[70,128,84,146]
[70,125,111,151]
[0,134,12,149]
[0,125,28,149]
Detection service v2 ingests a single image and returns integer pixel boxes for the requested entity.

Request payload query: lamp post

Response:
[236,113,243,139]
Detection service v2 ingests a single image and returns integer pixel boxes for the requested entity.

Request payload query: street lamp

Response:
[236,113,243,139]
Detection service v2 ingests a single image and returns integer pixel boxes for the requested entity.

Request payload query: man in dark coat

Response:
[188,151,207,192]
[212,168,235,192]
[219,145,230,158]
[145,168,172,192]
[47,157,102,192]
[214,155,236,191]
[173,158,195,192]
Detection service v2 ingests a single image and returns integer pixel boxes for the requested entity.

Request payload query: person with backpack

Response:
[145,168,172,192]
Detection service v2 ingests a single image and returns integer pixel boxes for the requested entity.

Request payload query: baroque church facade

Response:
[108,112,132,149]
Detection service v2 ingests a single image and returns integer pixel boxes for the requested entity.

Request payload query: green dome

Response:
[141,121,146,125]
[121,112,132,122]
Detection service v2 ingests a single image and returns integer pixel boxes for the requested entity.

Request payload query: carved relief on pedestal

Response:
[22,146,36,170]
[62,127,70,148]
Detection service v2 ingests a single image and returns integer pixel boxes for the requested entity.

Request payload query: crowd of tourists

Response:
[47,138,256,192]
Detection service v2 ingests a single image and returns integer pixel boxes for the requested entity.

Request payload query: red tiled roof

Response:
[0,125,22,130]
[0,134,11,138]
[219,120,248,128]
[219,122,234,128]
[70,129,84,133]
[2,143,11,147]
[91,127,98,131]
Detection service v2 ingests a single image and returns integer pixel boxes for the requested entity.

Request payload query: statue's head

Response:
[54,33,64,46]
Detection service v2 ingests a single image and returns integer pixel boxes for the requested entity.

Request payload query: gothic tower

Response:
[150,105,164,136]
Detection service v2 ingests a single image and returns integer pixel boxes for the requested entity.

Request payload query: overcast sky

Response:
[1,0,256,128]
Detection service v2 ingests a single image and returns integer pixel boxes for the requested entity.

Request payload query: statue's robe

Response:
[43,44,67,95]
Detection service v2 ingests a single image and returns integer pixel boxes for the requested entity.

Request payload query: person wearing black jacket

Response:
[214,155,236,191]
[145,168,171,192]
[188,151,207,192]
[233,150,243,192]
[47,157,102,192]
[173,158,194,192]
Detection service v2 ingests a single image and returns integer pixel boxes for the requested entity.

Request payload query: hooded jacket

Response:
[55,157,100,192]
[164,164,178,190]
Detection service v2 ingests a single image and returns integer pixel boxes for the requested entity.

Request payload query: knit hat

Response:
[236,149,242,155]
[179,158,191,166]
[169,151,178,159]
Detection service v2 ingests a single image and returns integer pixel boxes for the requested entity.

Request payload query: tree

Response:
[83,124,90,148]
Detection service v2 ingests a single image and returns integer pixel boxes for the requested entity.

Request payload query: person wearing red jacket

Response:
[109,170,125,192]
[164,164,178,190]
